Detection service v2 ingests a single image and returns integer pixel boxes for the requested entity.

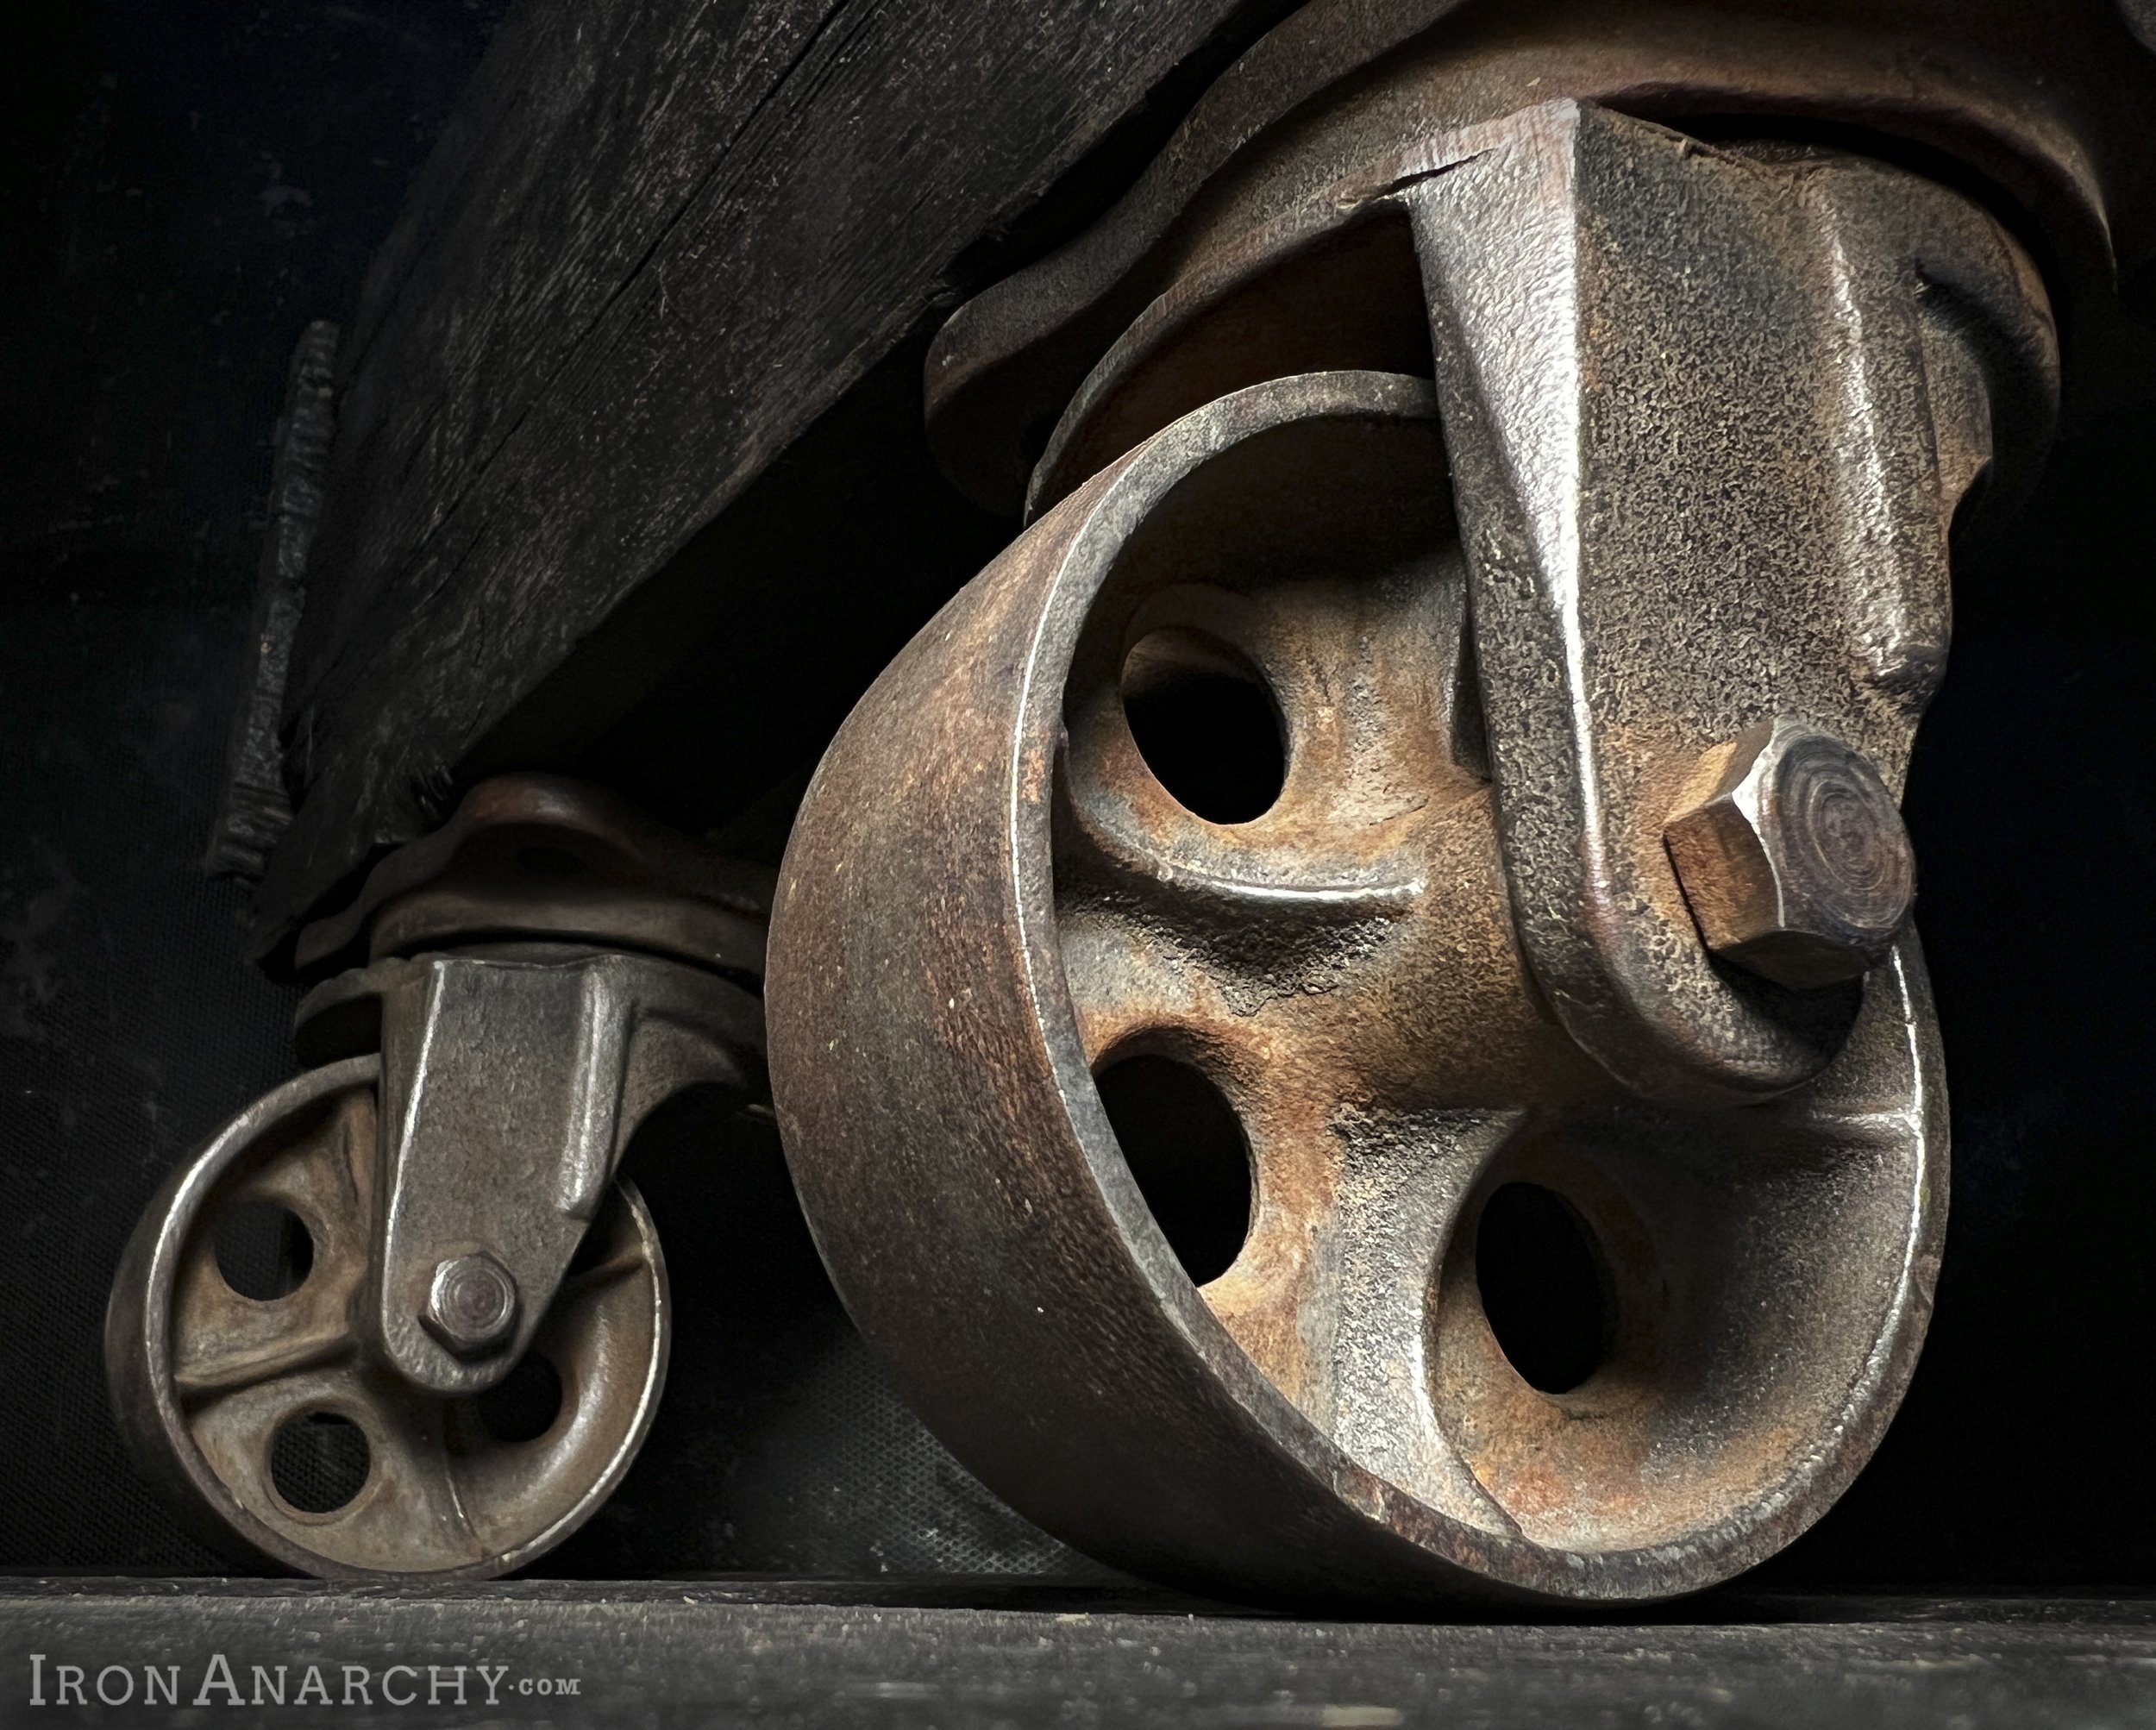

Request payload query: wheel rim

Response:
[768,370,1944,1604]
[106,1056,669,1581]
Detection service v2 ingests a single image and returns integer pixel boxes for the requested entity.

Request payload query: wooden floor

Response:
[2,1580,2151,1727]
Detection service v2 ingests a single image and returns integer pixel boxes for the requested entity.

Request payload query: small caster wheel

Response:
[106,1056,667,1581]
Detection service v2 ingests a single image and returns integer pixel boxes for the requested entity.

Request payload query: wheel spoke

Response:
[186,1360,481,1571]
[174,1322,354,1401]
[171,1084,373,1404]
[1201,1100,1520,1530]
[168,1071,482,1570]
[449,1184,665,1558]
[1053,523,1589,1539]
[1056,567,1472,1010]
[1053,548,1563,1123]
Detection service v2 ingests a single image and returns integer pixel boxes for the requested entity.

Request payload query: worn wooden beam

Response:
[207,319,338,882]
[259,0,1300,958]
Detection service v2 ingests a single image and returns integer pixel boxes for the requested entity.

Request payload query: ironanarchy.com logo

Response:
[26,1654,582,1708]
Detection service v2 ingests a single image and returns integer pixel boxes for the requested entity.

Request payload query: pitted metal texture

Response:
[769,363,1959,1604]
[768,93,2068,1601]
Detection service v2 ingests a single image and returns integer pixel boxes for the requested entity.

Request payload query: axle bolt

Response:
[1664,718,1915,990]
[421,1252,519,1357]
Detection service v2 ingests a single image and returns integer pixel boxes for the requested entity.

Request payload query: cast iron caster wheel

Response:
[106,1056,667,1581]
[769,371,1946,1608]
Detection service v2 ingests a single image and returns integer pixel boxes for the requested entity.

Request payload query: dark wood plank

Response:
[260,0,1300,956]
[466,317,1014,849]
[289,0,850,692]
[206,319,339,882]
[4,1583,2153,1727]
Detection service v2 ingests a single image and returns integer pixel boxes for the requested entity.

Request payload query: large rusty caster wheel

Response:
[106,1057,667,1581]
[769,371,1946,1607]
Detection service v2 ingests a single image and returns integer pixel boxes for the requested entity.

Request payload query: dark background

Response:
[3,0,2152,1590]
[0,0,509,1570]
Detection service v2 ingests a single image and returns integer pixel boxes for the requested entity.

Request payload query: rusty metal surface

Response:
[1396,110,2051,1104]
[1663,718,1917,990]
[104,1059,671,1581]
[291,949,761,1402]
[924,0,2153,517]
[290,773,773,984]
[769,361,1953,1602]
[772,102,2061,1606]
[110,777,768,1581]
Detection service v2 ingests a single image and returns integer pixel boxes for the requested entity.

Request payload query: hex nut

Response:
[1664,718,1915,990]
[421,1252,520,1357]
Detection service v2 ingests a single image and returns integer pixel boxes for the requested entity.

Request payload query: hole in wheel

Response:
[268,1413,371,1514]
[1120,629,1286,824]
[1094,1055,1252,1286]
[212,1200,314,1301]
[477,1354,566,1445]
[1475,1183,1614,1395]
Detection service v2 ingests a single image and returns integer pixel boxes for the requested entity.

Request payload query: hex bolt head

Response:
[1664,718,1915,991]
[421,1252,520,1357]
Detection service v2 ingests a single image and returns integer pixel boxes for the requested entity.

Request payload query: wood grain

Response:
[261,0,1299,956]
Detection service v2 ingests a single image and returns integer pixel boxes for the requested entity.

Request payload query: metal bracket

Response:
[1008,101,2059,1104]
[294,948,762,1397]
[1407,103,2053,1100]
